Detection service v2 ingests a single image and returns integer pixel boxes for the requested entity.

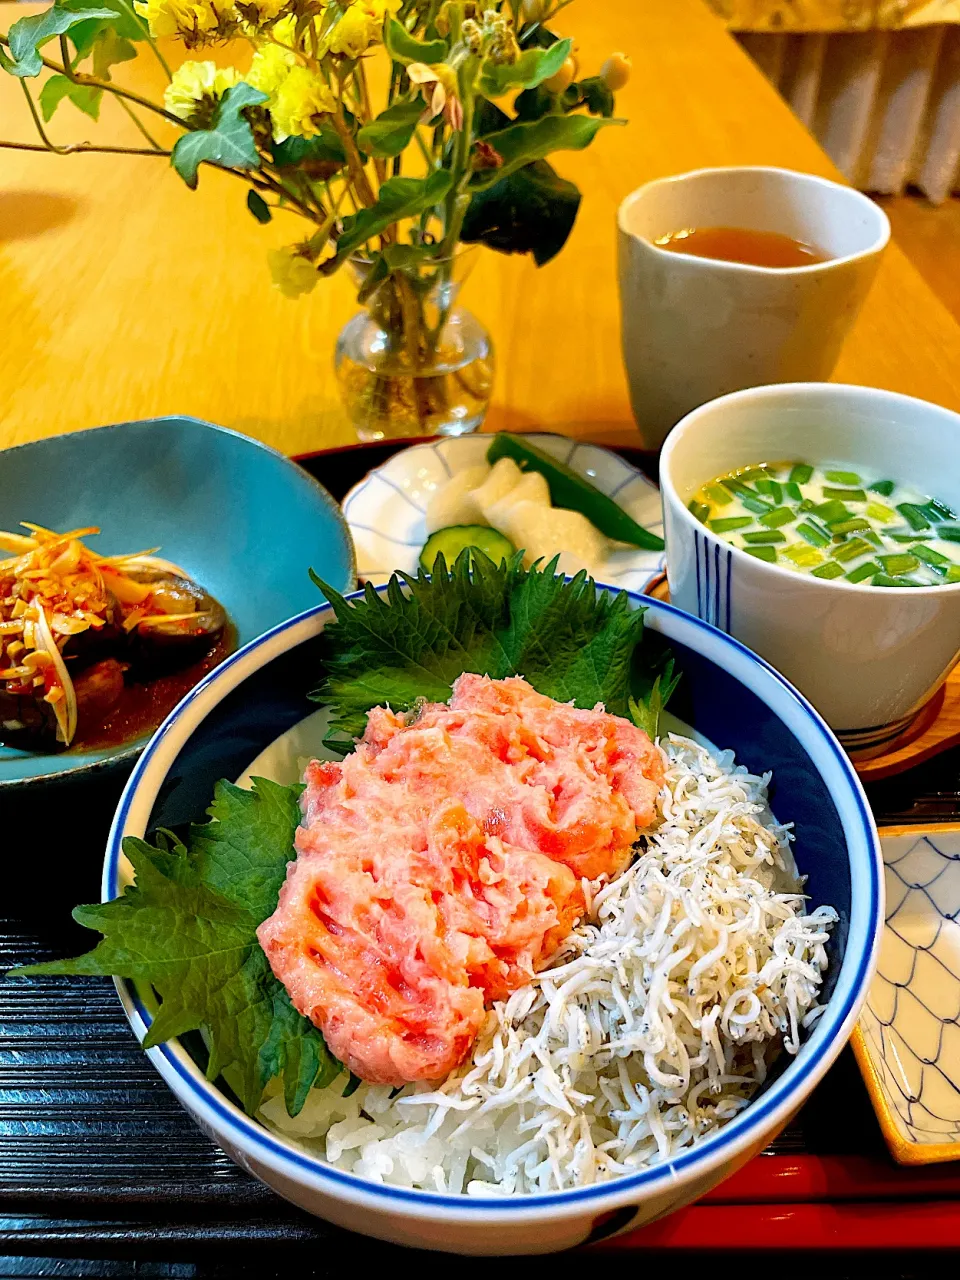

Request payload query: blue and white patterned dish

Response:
[342,433,665,588]
[853,826,960,1164]
[102,586,881,1253]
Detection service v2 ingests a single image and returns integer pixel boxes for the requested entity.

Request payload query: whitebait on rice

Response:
[259,735,837,1195]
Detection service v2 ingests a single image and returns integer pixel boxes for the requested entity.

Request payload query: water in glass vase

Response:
[335,251,494,443]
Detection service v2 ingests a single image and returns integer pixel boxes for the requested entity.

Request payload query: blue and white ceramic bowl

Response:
[0,417,355,789]
[343,433,664,589]
[102,585,882,1254]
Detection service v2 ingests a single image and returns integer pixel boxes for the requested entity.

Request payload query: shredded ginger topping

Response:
[260,735,837,1195]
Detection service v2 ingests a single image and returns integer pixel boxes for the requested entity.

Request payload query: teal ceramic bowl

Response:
[0,417,356,789]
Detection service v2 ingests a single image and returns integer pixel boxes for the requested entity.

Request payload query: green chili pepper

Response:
[487,434,665,550]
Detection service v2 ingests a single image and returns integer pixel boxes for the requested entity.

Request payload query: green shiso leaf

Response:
[310,551,671,749]
[9,777,340,1118]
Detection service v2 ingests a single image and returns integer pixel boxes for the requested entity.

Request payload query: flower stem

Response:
[114,95,165,150]
[0,136,170,157]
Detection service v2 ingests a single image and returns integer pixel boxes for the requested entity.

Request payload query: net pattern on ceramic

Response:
[860,832,960,1147]
[342,434,665,590]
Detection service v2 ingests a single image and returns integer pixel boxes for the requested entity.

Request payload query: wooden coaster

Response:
[641,574,960,780]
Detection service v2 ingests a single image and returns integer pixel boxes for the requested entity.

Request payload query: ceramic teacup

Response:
[618,167,889,452]
[660,383,960,752]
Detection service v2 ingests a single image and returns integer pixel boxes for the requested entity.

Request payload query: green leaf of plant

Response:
[61,0,147,46]
[171,81,267,191]
[310,554,651,745]
[38,71,102,121]
[271,125,345,170]
[326,170,453,268]
[629,658,681,741]
[461,158,581,266]
[472,95,511,137]
[576,75,615,118]
[469,113,623,190]
[10,777,341,1117]
[384,17,446,66]
[478,37,570,98]
[357,98,424,159]
[91,26,136,78]
[247,188,272,223]
[6,4,115,77]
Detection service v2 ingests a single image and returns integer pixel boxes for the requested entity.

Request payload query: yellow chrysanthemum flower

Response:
[163,59,241,121]
[270,65,336,140]
[328,0,401,58]
[268,246,319,298]
[246,42,295,98]
[135,0,234,39]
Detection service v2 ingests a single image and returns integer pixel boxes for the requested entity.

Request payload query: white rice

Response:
[259,734,837,1195]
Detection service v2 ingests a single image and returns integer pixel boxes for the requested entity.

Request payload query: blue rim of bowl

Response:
[0,416,356,791]
[103,587,882,1216]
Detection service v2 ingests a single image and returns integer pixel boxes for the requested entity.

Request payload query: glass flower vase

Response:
[335,248,494,442]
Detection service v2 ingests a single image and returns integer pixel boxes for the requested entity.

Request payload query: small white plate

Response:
[342,433,665,588]
[853,824,960,1164]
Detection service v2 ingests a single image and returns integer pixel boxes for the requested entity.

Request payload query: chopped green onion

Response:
[878,553,920,575]
[871,573,923,587]
[947,566,960,583]
[897,502,931,531]
[822,486,867,501]
[862,530,884,548]
[919,503,947,524]
[869,479,895,496]
[704,483,734,506]
[759,506,796,528]
[789,464,814,484]
[783,544,823,568]
[796,521,831,548]
[689,500,710,523]
[744,545,778,563]
[742,530,786,544]
[783,481,802,502]
[846,561,881,583]
[741,493,776,515]
[912,545,951,567]
[813,500,851,523]
[738,467,769,483]
[831,537,873,563]
[799,499,815,512]
[828,517,871,535]
[755,478,783,503]
[887,531,932,542]
[825,470,862,485]
[928,497,957,520]
[939,526,960,542]
[812,562,845,579]
[865,501,895,523]
[710,516,753,533]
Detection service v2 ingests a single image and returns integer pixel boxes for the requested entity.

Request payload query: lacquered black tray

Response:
[2,441,958,1273]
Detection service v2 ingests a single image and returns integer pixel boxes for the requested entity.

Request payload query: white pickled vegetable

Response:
[489,500,605,575]
[424,465,490,534]
[470,457,524,513]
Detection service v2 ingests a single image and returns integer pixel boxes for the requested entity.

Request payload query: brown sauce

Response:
[70,624,236,751]
[653,226,829,268]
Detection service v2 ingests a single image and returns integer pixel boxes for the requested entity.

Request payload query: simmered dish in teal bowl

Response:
[0,417,355,789]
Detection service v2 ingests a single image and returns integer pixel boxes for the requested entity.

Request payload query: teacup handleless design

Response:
[660,383,960,750]
[618,168,889,451]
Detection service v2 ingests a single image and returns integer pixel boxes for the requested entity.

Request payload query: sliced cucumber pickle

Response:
[420,525,516,572]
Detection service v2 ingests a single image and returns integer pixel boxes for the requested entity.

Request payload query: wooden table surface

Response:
[3,0,960,457]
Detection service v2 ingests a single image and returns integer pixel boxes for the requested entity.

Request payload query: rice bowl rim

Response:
[103,585,882,1224]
